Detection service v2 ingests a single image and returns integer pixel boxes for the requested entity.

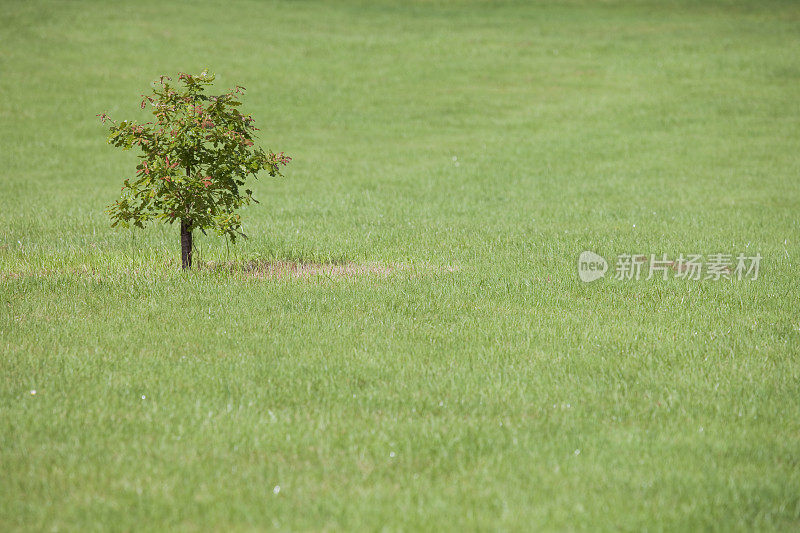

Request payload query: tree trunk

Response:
[181,218,193,270]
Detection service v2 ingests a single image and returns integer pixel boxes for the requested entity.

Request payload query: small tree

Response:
[99,69,290,269]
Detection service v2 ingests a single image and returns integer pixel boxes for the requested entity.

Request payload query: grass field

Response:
[2,0,800,530]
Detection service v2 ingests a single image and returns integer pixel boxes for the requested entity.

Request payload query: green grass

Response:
[2,0,800,530]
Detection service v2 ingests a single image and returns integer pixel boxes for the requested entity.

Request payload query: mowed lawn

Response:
[1,0,799,530]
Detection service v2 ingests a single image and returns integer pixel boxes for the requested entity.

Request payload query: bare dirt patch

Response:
[0,260,458,281]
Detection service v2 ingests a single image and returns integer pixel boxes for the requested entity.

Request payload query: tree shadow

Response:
[199,259,399,279]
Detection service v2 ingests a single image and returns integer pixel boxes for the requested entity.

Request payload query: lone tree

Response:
[99,70,290,269]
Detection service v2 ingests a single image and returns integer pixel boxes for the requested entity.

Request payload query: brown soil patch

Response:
[1,261,458,281]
